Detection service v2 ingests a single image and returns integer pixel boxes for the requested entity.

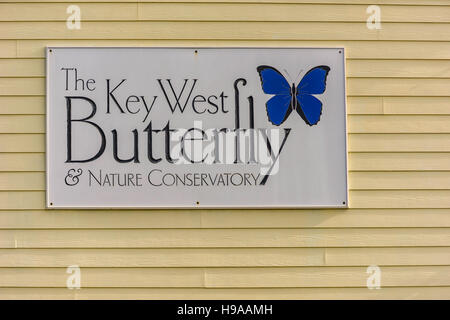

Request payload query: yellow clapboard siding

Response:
[0,153,44,171]
[0,59,44,77]
[0,287,449,300]
[0,248,325,267]
[1,96,448,115]
[382,97,450,115]
[0,3,138,22]
[1,247,449,267]
[1,266,449,288]
[348,79,450,96]
[0,134,44,152]
[0,191,45,209]
[0,210,204,228]
[0,96,45,114]
[326,247,450,266]
[200,209,450,228]
[1,3,449,23]
[5,59,450,78]
[0,40,15,58]
[3,171,450,190]
[0,78,43,95]
[349,190,450,208]
[16,40,450,59]
[138,3,450,22]
[205,266,450,288]
[3,133,450,153]
[1,190,450,209]
[3,78,450,96]
[1,22,450,41]
[349,153,450,171]
[1,209,449,229]
[348,134,450,152]
[0,267,204,288]
[3,115,450,134]
[1,228,449,248]
[349,172,450,189]
[348,116,450,133]
[0,172,43,190]
[4,0,450,5]
[348,60,450,78]
[0,115,44,133]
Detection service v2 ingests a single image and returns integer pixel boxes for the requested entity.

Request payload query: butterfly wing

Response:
[257,66,291,95]
[266,95,293,126]
[257,66,292,126]
[296,95,323,126]
[296,65,330,126]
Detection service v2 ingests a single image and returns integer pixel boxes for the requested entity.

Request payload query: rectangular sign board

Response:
[47,47,348,208]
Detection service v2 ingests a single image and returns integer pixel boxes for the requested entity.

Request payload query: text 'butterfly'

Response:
[257,65,330,126]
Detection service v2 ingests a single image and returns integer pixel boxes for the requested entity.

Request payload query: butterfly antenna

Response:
[283,69,294,83]
[295,69,304,83]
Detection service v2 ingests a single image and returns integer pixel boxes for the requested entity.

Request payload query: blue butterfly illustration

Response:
[256,65,330,126]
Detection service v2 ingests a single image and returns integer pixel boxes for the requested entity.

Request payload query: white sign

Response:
[47,47,348,208]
